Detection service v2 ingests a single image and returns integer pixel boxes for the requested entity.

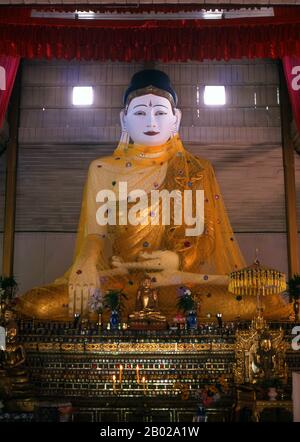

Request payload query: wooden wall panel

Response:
[232,233,289,275]
[189,144,286,232]
[15,144,106,232]
[12,232,75,294]
[15,143,286,233]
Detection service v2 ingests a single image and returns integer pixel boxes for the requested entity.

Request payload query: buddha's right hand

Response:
[68,258,100,317]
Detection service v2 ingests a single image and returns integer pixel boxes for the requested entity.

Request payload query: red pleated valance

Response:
[1,6,300,61]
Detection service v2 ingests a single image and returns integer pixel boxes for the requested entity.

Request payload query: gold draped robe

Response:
[17,135,292,321]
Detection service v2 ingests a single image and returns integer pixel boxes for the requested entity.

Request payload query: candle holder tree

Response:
[229,256,288,387]
[228,257,286,329]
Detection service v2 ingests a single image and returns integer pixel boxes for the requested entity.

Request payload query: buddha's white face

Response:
[121,94,181,146]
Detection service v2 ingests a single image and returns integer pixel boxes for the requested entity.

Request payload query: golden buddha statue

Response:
[251,333,277,382]
[129,275,166,323]
[17,70,292,322]
[1,310,26,370]
[4,327,26,368]
[0,310,35,411]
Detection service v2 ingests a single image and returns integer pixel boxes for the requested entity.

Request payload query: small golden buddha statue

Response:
[129,276,166,322]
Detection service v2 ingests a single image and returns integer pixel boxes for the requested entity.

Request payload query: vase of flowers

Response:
[186,311,197,329]
[88,288,104,332]
[103,289,127,330]
[177,286,197,329]
[110,310,119,329]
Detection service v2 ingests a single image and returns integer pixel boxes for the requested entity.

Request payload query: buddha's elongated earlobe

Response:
[170,109,181,137]
[174,108,182,133]
[120,109,127,131]
[120,130,130,145]
[120,109,130,145]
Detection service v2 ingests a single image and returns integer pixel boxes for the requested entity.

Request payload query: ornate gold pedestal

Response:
[234,316,287,385]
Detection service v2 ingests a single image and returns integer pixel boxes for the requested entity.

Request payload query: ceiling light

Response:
[204,86,226,106]
[72,86,94,106]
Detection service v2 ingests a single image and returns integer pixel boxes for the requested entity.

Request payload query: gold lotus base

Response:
[128,311,167,330]
[128,319,168,330]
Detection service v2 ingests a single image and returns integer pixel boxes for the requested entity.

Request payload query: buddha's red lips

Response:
[143,131,160,136]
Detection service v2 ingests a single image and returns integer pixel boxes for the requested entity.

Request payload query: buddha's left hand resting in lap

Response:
[17,70,291,321]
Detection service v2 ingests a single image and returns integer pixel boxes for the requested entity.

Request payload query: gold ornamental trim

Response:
[85,343,102,352]
[38,343,61,352]
[23,343,38,351]
[24,341,235,354]
[60,343,85,352]
[212,343,235,351]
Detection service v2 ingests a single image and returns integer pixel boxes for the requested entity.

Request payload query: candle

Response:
[119,365,123,384]
[136,365,140,383]
[112,374,116,393]
[142,376,146,395]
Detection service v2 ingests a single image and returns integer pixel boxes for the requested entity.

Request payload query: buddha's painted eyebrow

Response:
[133,104,168,109]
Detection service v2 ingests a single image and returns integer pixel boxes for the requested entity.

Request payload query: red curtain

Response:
[282,56,300,134]
[1,7,300,62]
[0,56,20,131]
[2,7,300,137]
